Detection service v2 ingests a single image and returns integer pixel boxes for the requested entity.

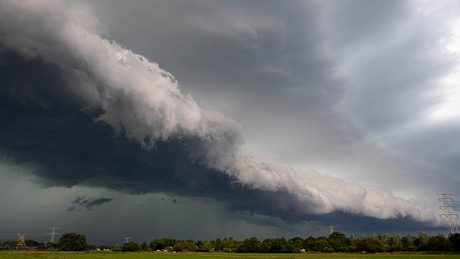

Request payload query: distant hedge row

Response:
[2,232,459,253]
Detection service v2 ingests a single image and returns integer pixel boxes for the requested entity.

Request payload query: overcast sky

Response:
[0,0,459,245]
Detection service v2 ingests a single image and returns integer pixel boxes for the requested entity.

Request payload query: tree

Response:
[172,241,184,252]
[269,238,289,253]
[221,237,238,252]
[46,242,58,250]
[122,241,140,252]
[37,242,46,250]
[58,233,88,251]
[288,236,304,250]
[390,234,403,252]
[149,239,165,251]
[449,233,460,252]
[416,232,428,251]
[2,240,16,249]
[427,233,449,251]
[347,234,355,245]
[402,233,416,251]
[328,231,349,252]
[25,239,39,248]
[303,236,315,251]
[183,240,197,251]
[356,237,384,253]
[237,237,261,253]
[212,238,222,251]
[312,237,333,253]
[195,240,204,248]
[172,240,197,252]
[379,233,391,252]
[112,244,122,252]
[140,241,148,251]
[380,233,391,246]
[261,239,272,253]
[201,241,212,251]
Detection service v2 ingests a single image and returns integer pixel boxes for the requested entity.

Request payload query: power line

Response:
[437,193,459,234]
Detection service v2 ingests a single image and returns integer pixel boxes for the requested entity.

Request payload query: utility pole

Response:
[47,227,62,243]
[123,237,132,243]
[438,193,459,234]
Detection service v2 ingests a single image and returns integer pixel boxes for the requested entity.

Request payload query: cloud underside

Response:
[0,0,440,228]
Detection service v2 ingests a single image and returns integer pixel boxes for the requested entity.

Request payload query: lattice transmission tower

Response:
[47,227,61,243]
[329,226,335,235]
[438,193,458,234]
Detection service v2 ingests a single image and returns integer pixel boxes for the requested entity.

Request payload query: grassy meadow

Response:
[0,251,459,259]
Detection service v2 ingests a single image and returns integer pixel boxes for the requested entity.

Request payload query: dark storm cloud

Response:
[0,48,319,219]
[67,196,113,211]
[0,0,443,232]
[0,47,436,227]
[307,212,445,236]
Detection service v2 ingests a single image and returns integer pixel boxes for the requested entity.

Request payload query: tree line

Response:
[1,232,459,253]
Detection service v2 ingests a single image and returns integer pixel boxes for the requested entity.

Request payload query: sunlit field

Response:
[1,251,459,259]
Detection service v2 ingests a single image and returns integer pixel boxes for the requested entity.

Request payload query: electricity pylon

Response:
[438,193,459,234]
[47,227,61,243]
[329,226,335,235]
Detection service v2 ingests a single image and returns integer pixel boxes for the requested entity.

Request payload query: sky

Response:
[0,0,459,245]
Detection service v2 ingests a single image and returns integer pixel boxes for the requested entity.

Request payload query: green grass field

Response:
[0,251,459,259]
